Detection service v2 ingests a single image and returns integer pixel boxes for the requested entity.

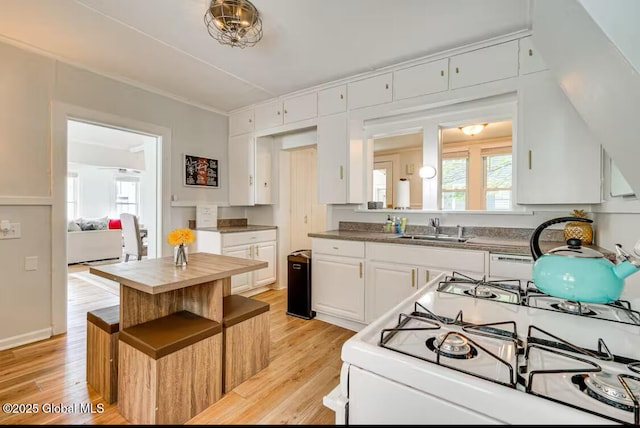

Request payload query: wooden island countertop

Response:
[90,252,267,295]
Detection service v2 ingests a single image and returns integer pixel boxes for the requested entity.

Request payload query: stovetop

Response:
[437,271,640,326]
[335,270,640,425]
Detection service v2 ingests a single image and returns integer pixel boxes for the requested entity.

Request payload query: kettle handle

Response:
[530,217,593,261]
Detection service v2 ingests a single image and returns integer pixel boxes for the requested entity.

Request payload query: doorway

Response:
[67,119,161,259]
[289,146,326,251]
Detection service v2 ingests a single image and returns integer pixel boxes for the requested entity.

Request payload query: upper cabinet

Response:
[393,58,449,101]
[449,40,519,89]
[229,109,254,136]
[516,70,602,204]
[518,36,548,75]
[348,73,393,110]
[318,85,347,116]
[283,92,317,124]
[254,100,283,131]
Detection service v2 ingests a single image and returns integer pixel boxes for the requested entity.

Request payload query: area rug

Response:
[69,271,120,295]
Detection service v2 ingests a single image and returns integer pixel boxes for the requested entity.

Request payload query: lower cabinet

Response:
[311,239,365,323]
[196,229,277,295]
[366,261,441,323]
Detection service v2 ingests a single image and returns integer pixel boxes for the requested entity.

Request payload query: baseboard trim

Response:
[314,313,366,333]
[0,328,52,351]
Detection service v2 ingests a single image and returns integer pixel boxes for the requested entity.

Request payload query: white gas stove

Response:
[324,271,640,425]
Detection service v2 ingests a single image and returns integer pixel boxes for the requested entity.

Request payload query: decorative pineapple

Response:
[564,209,593,245]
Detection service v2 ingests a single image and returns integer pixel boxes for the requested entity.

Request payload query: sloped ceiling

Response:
[0,0,531,112]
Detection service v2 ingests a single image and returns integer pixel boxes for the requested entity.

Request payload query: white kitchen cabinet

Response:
[312,239,365,322]
[518,36,547,75]
[516,70,602,204]
[393,59,449,101]
[254,100,283,131]
[283,92,317,124]
[196,229,278,295]
[254,136,273,204]
[449,40,519,89]
[318,85,347,116]
[347,73,393,110]
[228,133,255,206]
[229,109,254,136]
[317,113,364,204]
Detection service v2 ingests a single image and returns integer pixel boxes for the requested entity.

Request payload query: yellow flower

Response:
[167,228,196,246]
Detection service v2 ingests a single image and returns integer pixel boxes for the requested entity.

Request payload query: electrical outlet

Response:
[0,222,21,239]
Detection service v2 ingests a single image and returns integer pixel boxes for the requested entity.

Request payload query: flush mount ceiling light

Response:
[204,0,263,48]
[419,165,437,179]
[459,123,487,136]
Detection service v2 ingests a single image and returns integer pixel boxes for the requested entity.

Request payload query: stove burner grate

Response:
[571,373,640,412]
[438,272,523,304]
[463,287,498,299]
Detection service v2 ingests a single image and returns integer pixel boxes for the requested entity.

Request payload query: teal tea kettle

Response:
[529,217,640,303]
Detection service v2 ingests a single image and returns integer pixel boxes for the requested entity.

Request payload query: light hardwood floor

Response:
[0,264,355,425]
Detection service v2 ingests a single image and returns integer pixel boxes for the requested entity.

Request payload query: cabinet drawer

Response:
[347,73,393,110]
[393,58,449,100]
[366,242,485,273]
[222,229,277,247]
[449,40,518,89]
[312,238,365,258]
[318,85,347,116]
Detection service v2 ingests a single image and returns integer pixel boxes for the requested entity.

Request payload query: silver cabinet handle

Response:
[528,150,532,170]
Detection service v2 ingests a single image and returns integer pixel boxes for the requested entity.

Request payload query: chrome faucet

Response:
[429,218,440,235]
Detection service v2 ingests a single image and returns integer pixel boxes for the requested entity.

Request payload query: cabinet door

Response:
[254,100,283,131]
[449,40,518,89]
[312,254,365,322]
[366,261,418,323]
[517,71,602,204]
[229,109,254,136]
[194,230,222,254]
[317,113,347,203]
[222,244,252,294]
[318,85,347,116]
[228,133,255,206]
[393,59,449,101]
[347,73,393,110]
[255,137,273,204]
[283,92,317,124]
[253,240,277,288]
[518,36,547,75]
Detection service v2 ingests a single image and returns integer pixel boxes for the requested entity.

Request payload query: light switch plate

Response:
[0,222,20,239]
[25,256,38,271]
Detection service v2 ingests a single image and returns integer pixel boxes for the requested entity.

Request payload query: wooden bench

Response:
[117,311,222,425]
[86,305,120,404]
[222,295,270,393]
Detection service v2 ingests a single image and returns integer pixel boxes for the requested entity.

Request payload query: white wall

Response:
[0,39,229,349]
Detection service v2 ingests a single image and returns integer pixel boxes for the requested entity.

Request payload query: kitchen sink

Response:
[395,234,469,243]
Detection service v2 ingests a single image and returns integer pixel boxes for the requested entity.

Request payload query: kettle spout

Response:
[613,260,640,280]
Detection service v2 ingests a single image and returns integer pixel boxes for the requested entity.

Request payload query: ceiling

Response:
[0,0,531,113]
[68,119,156,151]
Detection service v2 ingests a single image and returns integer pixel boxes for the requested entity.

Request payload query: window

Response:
[67,172,79,220]
[441,157,468,210]
[115,177,140,217]
[484,153,512,210]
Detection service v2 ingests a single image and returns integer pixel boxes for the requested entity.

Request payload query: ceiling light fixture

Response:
[459,123,487,136]
[204,0,263,49]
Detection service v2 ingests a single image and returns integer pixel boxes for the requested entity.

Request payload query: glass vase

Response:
[174,244,188,267]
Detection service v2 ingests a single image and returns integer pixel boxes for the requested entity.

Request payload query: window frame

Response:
[114,175,140,218]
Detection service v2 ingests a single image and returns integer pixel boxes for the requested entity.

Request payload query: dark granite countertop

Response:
[307,229,615,259]
[197,225,277,233]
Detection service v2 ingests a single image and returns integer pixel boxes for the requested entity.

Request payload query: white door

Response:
[373,160,394,209]
[253,241,277,288]
[366,261,418,322]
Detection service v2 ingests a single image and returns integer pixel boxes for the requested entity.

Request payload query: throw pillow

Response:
[79,216,108,231]
[108,219,122,229]
[67,220,81,232]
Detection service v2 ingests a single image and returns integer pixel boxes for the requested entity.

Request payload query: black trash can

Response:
[287,249,314,320]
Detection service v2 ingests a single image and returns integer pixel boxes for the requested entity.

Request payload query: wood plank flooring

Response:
[0,265,354,425]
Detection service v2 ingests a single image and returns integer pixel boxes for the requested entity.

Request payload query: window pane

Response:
[486,190,512,210]
[485,154,512,189]
[442,158,467,190]
[115,178,139,217]
[442,191,466,210]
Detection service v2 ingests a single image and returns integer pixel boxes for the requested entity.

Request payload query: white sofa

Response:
[67,229,123,264]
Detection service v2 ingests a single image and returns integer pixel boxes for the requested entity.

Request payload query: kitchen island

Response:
[89,252,268,424]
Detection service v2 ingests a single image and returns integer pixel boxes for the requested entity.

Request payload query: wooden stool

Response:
[222,295,270,393]
[117,311,222,425]
[86,305,120,404]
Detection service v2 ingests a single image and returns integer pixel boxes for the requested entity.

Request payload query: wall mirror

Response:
[439,120,513,210]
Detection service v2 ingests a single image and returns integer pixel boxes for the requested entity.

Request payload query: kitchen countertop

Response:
[196,225,277,233]
[308,229,615,259]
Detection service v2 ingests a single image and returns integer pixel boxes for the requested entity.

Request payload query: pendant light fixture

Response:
[459,123,487,136]
[204,0,263,48]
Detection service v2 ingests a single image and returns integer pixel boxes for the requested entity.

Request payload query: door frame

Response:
[51,102,172,335]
